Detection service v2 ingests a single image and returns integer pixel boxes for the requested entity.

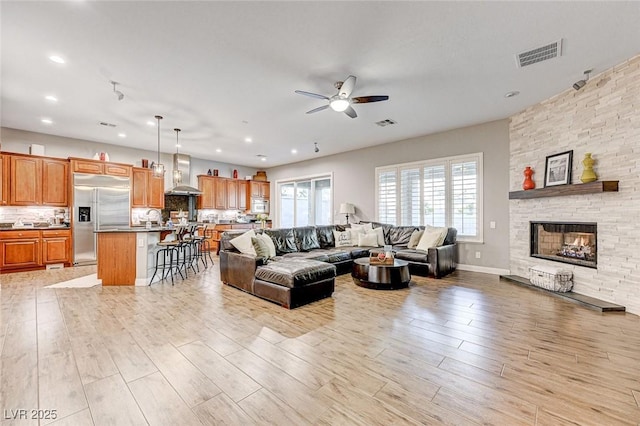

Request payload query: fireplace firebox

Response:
[530,221,597,269]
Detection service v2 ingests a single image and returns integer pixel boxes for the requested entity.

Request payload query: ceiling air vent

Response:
[516,39,562,68]
[375,119,397,127]
[99,121,116,127]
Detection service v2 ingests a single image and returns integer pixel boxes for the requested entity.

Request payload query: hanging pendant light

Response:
[153,115,165,177]
[173,128,182,185]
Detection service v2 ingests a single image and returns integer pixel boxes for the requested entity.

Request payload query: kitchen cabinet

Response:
[0,154,8,205]
[238,180,248,211]
[227,179,238,209]
[132,167,164,208]
[9,155,68,206]
[0,230,41,270]
[249,181,270,199]
[204,222,271,254]
[70,158,132,177]
[0,229,72,272]
[197,176,216,209]
[214,178,227,209]
[41,229,71,264]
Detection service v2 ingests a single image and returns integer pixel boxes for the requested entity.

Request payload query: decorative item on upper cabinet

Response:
[233,169,238,179]
[523,166,535,190]
[580,153,597,183]
[213,169,219,176]
[142,159,149,168]
[207,169,212,176]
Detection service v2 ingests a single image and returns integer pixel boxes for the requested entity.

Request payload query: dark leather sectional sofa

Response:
[219,223,457,308]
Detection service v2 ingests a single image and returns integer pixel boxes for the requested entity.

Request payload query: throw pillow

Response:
[251,237,270,260]
[426,225,448,246]
[333,230,353,247]
[368,227,385,246]
[416,227,444,251]
[350,222,373,233]
[229,229,257,256]
[408,229,424,249]
[358,232,379,247]
[256,233,276,258]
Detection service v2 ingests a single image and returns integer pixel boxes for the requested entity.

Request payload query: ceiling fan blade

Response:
[295,90,329,100]
[338,75,357,98]
[344,105,357,119]
[351,95,389,104]
[306,104,330,114]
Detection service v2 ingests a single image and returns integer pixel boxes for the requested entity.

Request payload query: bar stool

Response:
[192,225,211,269]
[149,239,182,285]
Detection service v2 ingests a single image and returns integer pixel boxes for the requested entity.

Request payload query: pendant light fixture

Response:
[173,128,182,185]
[153,115,165,177]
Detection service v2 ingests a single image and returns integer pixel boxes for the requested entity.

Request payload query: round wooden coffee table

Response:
[352,258,411,289]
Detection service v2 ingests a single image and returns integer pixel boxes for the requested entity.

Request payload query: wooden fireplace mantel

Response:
[509,180,619,200]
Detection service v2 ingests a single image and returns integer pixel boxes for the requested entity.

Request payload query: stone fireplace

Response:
[530,222,597,269]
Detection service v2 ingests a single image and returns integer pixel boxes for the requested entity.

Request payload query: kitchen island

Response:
[95,227,165,285]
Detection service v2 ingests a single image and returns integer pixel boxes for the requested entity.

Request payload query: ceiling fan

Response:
[295,75,389,119]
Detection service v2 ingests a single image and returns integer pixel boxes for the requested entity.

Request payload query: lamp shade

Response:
[339,203,355,214]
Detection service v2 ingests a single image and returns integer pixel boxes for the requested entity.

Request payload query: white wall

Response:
[509,54,640,314]
[266,119,511,270]
[0,127,257,189]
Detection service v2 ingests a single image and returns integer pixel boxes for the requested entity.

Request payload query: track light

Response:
[111,81,124,101]
[573,69,592,91]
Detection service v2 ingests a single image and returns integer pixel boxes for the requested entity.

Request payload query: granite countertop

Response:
[94,227,167,233]
[0,225,71,231]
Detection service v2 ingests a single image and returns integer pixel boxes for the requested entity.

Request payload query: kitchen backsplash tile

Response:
[0,207,69,223]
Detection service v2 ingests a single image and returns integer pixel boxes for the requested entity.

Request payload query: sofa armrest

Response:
[427,243,458,278]
[220,251,264,291]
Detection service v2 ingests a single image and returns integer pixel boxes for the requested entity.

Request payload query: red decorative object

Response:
[233,169,238,179]
[523,166,535,190]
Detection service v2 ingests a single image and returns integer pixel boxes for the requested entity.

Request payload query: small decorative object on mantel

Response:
[580,152,597,183]
[544,150,573,187]
[522,166,535,190]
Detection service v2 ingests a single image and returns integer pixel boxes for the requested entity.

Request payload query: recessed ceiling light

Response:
[504,91,520,98]
[45,95,58,102]
[175,144,182,148]
[49,55,65,64]
[41,118,53,124]
[118,133,126,138]
[261,157,267,162]
[215,148,222,153]
[291,149,297,154]
[245,137,252,143]
[146,121,155,126]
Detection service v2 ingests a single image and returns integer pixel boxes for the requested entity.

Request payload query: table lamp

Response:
[339,203,355,224]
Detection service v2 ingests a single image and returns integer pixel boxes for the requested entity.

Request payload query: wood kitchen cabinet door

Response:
[226,179,238,209]
[42,237,70,264]
[214,178,227,210]
[147,173,164,208]
[198,176,215,209]
[10,155,41,205]
[249,181,270,198]
[131,167,148,207]
[0,154,8,205]
[41,158,68,206]
[237,180,248,211]
[0,231,41,269]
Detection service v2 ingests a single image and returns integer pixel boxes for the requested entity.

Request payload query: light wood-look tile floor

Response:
[2,261,640,425]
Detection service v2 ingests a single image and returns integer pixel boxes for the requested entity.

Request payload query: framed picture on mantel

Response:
[544,150,573,187]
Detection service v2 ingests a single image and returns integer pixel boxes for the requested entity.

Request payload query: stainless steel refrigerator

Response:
[73,173,131,265]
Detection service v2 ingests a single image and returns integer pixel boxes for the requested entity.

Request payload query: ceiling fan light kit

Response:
[295,74,389,119]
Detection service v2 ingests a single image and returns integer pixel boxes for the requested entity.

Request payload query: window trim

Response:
[275,172,334,228]
[375,153,483,243]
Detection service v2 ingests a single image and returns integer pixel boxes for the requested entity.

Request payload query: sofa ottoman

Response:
[253,258,336,309]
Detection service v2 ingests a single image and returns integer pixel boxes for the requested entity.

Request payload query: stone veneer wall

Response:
[509,54,640,315]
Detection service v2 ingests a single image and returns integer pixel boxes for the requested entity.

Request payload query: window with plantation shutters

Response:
[377,169,397,225]
[375,153,483,242]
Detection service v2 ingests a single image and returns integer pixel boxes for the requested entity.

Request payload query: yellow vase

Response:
[580,153,597,183]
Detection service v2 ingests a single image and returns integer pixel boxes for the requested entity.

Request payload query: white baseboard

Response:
[457,263,510,276]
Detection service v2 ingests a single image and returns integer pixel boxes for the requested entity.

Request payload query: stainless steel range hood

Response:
[165,153,202,195]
